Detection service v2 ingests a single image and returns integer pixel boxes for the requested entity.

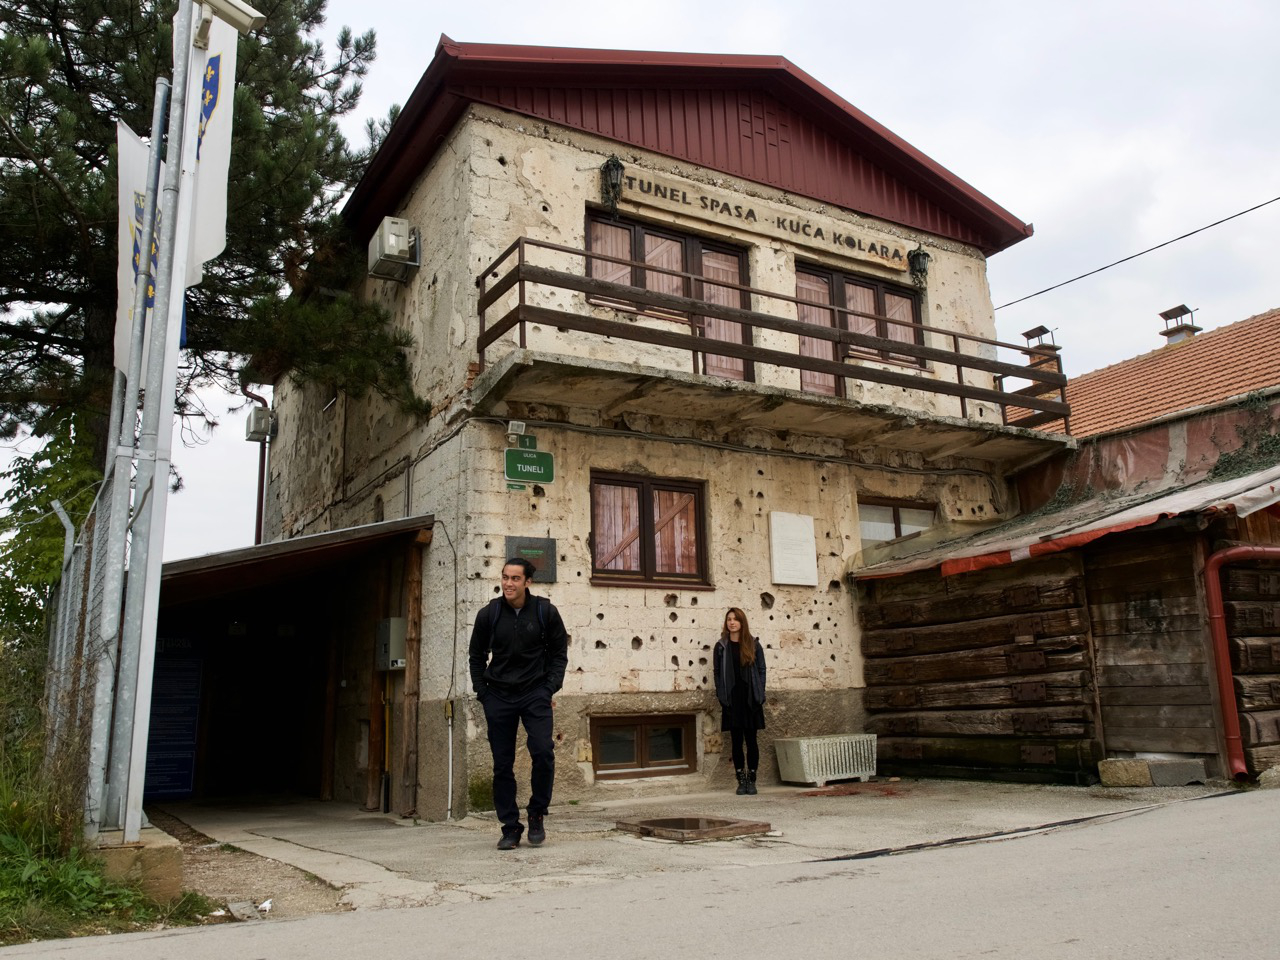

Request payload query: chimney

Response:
[1159,304,1202,345]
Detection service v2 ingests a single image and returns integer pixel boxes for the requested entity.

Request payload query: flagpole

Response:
[88,84,170,841]
[106,0,198,841]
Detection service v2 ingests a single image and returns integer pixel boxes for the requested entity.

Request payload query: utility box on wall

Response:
[375,617,407,671]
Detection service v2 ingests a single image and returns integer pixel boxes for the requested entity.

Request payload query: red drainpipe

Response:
[1204,544,1280,780]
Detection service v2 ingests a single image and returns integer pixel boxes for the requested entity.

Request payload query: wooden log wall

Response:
[858,554,1102,783]
[1224,566,1280,774]
[1083,530,1219,758]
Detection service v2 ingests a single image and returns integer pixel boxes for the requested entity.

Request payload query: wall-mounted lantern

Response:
[907,245,931,287]
[600,155,625,216]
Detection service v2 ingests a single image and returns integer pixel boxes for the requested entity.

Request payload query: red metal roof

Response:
[345,37,1033,255]
[1065,307,1280,437]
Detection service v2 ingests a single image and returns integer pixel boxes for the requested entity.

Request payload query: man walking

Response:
[469,557,569,850]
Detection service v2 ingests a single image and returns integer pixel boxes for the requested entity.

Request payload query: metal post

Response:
[92,76,170,836]
[109,0,197,841]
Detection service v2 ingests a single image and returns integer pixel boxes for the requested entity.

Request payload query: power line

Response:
[994,195,1280,311]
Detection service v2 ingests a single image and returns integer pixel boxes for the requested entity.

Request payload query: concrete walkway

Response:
[156,777,1231,912]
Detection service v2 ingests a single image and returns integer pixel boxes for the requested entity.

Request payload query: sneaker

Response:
[527,814,546,846]
[497,830,522,851]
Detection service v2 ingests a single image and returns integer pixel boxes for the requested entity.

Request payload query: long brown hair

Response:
[722,607,756,665]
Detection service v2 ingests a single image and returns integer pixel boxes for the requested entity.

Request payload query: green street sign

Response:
[517,434,538,450]
[504,448,555,483]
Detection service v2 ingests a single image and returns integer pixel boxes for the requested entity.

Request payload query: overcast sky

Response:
[160,0,1280,559]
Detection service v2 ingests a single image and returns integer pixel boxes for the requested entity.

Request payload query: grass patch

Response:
[0,628,218,944]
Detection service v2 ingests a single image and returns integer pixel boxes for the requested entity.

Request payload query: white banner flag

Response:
[177,6,239,285]
[115,121,160,373]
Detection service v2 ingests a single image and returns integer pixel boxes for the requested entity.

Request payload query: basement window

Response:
[591,714,696,779]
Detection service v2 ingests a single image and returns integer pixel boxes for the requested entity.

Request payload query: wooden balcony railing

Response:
[476,238,1069,431]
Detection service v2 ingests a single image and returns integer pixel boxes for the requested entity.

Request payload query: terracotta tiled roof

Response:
[1064,307,1280,437]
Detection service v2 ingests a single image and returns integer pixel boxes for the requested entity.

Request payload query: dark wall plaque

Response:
[505,536,557,583]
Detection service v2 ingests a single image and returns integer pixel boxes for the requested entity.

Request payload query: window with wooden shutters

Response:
[797,265,923,371]
[590,471,707,584]
[586,215,751,380]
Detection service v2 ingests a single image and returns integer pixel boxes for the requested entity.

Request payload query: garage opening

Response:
[149,516,432,812]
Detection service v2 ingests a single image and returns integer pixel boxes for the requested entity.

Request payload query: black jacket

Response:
[468,592,568,700]
[714,637,766,708]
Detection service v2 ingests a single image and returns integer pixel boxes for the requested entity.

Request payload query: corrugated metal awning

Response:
[855,464,1280,580]
[161,515,434,606]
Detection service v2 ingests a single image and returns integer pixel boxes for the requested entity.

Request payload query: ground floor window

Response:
[591,714,697,779]
[859,498,936,545]
[590,471,707,585]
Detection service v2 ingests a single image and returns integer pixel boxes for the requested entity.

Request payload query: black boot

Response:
[735,768,748,795]
[746,769,758,795]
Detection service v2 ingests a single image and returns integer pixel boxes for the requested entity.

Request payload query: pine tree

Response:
[0,0,425,467]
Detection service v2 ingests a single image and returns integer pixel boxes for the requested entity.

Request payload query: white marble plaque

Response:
[769,511,818,586]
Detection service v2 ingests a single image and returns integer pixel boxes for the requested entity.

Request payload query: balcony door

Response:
[588,215,750,380]
[795,271,839,396]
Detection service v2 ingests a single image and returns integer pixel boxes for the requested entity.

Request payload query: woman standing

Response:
[714,607,767,795]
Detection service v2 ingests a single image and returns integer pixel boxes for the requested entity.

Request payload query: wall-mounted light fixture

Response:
[907,245,931,287]
[600,155,625,216]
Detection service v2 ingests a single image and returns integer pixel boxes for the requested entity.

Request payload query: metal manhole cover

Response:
[614,816,771,841]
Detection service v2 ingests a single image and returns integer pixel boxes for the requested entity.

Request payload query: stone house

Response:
[157,39,1075,816]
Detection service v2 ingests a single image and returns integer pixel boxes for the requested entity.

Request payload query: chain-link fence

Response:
[44,468,121,841]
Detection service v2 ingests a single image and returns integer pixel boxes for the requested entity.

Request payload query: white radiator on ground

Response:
[774,734,877,786]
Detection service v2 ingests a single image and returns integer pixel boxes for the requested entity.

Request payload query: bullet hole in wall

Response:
[483,558,490,566]
[665,594,678,607]
[702,676,708,685]
[541,204,549,213]
[830,654,836,661]
[757,469,764,476]
[484,542,491,549]
[596,612,604,620]
[671,655,679,666]
[595,640,606,649]
[672,636,678,643]
[497,155,507,166]
[669,612,678,622]
[828,580,842,592]
[632,637,643,650]
[530,502,537,511]
[760,592,774,609]
[813,623,820,630]
[561,555,567,561]
[698,657,707,665]
[755,491,764,499]
[533,485,545,496]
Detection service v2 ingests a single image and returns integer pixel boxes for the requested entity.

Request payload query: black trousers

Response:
[482,686,555,833]
[730,726,760,772]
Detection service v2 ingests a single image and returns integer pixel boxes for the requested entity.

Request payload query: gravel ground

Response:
[145,808,350,923]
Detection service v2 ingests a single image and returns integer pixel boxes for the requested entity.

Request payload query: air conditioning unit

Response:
[245,406,277,442]
[367,216,420,283]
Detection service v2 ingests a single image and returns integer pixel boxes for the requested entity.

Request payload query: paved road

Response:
[5,789,1273,959]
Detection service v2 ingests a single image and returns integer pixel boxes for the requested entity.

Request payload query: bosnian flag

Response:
[115,121,160,373]
[177,5,239,286]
